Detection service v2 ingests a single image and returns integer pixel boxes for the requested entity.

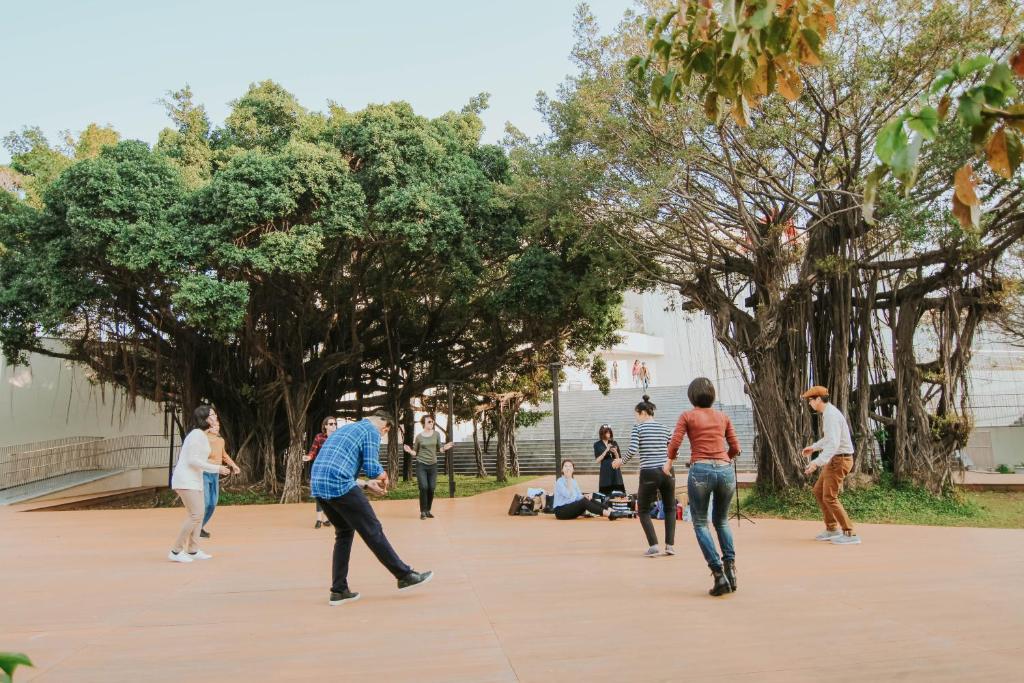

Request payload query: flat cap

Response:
[800,385,829,399]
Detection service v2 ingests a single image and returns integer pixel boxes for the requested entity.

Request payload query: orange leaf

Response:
[820,12,837,35]
[731,97,752,128]
[954,164,979,207]
[951,193,975,229]
[937,95,951,120]
[775,59,803,101]
[754,53,770,96]
[1010,45,1024,78]
[986,127,1012,179]
[799,36,822,66]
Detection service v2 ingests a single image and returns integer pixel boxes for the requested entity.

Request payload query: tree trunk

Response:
[280,384,313,504]
[494,402,507,483]
[472,412,488,477]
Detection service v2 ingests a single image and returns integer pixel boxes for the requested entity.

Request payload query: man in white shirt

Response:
[800,386,861,545]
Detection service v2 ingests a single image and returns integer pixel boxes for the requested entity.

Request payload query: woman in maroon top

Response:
[668,377,741,597]
[303,416,337,528]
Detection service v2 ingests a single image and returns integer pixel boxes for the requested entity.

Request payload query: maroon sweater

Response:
[306,432,328,462]
[667,408,741,464]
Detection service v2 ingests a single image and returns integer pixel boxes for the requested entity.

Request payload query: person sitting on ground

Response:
[553,460,622,521]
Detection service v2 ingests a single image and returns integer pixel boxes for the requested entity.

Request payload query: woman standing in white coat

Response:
[168,405,229,563]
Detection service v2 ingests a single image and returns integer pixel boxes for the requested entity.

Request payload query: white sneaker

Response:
[663,545,676,556]
[830,533,861,545]
[815,529,843,541]
[188,550,213,560]
[168,550,193,563]
[644,545,660,557]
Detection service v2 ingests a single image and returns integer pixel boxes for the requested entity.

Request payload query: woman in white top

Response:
[169,405,229,563]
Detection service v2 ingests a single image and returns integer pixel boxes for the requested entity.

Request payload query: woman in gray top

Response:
[403,415,454,519]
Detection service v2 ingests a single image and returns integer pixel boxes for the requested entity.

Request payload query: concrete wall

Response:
[965,426,1024,470]
[1,346,166,447]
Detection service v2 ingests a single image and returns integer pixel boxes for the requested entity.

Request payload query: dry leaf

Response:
[986,126,1012,179]
[1011,45,1024,78]
[777,64,803,101]
[951,193,975,229]
[937,95,951,120]
[954,163,979,207]
[755,53,770,96]
[799,35,822,66]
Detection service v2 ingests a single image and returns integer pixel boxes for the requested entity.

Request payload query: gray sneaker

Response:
[663,545,675,556]
[644,545,660,557]
[831,533,861,545]
[815,529,843,541]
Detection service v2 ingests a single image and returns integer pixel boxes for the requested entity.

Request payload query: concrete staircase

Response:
[383,386,757,475]
[515,385,755,471]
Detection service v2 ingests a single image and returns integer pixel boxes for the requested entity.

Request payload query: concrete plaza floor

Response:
[1,475,1022,682]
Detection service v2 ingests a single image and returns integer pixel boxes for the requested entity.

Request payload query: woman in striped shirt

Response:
[613,395,675,557]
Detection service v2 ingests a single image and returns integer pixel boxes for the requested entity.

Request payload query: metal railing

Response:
[0,434,175,491]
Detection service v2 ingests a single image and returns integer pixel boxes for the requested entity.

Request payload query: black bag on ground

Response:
[508,493,524,516]
[543,494,555,514]
[508,493,537,516]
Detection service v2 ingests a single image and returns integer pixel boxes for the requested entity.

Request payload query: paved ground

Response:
[2,475,1022,682]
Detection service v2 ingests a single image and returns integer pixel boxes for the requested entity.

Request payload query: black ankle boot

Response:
[709,567,732,596]
[724,560,737,592]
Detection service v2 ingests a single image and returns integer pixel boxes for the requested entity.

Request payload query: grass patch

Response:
[383,475,533,501]
[738,479,1024,529]
[93,475,532,509]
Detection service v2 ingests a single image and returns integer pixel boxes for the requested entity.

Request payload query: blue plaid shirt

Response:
[310,419,384,499]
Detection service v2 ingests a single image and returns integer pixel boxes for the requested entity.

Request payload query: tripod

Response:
[728,456,755,525]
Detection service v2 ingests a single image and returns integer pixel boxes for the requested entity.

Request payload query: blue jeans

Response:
[687,461,736,569]
[202,472,219,528]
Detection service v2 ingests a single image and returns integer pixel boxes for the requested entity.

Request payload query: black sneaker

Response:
[323,520,332,527]
[397,570,434,591]
[425,511,435,518]
[199,529,211,539]
[329,590,360,606]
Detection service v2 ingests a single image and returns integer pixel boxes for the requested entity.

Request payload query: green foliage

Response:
[996,463,1013,474]
[0,652,32,683]
[0,84,634,496]
[631,1,837,124]
[742,475,986,526]
[867,42,1024,228]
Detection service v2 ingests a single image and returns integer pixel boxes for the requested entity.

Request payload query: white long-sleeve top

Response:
[171,429,222,490]
[810,403,855,467]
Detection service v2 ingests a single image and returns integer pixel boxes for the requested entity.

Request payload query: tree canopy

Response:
[0,83,635,499]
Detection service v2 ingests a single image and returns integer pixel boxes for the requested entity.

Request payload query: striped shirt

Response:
[621,420,671,470]
[310,419,384,499]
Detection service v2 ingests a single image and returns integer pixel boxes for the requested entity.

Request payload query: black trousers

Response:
[637,467,676,546]
[317,486,412,593]
[416,462,438,512]
[554,497,606,520]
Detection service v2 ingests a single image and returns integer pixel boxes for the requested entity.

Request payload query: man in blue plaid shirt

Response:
[311,410,433,606]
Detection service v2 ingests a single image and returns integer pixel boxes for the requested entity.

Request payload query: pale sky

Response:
[2,0,636,163]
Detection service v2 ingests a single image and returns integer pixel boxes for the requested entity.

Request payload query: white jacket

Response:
[171,429,222,490]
